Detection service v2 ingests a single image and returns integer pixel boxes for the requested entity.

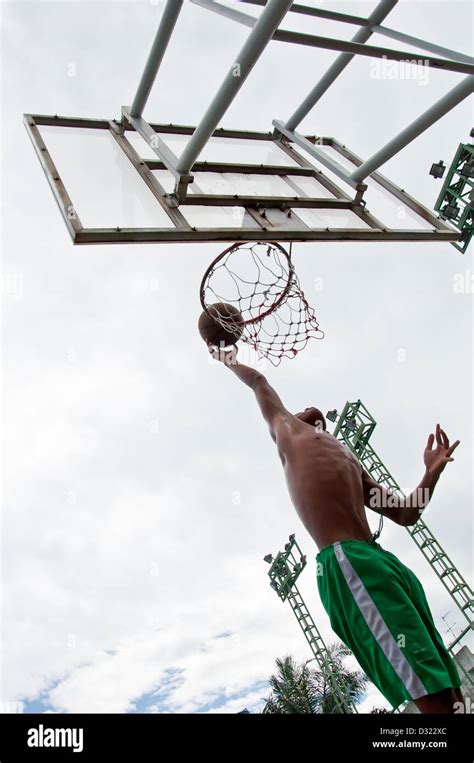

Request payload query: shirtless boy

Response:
[210,346,463,714]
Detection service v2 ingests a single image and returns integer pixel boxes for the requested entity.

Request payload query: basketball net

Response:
[200,242,324,365]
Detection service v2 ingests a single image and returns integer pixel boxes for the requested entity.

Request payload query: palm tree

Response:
[262,643,369,714]
[262,656,319,714]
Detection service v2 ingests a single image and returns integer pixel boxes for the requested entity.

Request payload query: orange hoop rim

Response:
[199,241,295,327]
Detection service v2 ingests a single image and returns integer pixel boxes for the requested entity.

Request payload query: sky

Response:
[1,0,473,714]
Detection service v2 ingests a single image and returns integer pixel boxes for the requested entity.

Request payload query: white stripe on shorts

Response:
[333,542,427,700]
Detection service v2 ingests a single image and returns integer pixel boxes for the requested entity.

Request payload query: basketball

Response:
[198,302,244,348]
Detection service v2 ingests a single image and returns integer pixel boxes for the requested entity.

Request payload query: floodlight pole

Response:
[433,141,474,253]
[265,535,356,713]
[328,400,473,626]
[329,401,474,695]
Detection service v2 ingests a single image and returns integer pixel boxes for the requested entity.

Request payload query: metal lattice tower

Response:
[327,401,474,641]
[264,535,356,713]
[433,141,474,253]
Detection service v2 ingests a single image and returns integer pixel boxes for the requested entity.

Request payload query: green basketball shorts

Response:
[316,539,461,708]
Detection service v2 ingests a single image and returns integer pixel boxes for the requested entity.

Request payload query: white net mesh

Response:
[200,242,324,365]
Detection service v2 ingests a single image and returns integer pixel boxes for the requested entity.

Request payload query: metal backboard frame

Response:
[24,0,473,246]
[23,113,461,245]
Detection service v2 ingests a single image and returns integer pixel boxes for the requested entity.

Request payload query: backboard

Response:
[24,112,460,245]
[23,0,472,246]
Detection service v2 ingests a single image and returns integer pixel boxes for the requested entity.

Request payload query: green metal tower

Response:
[433,142,473,253]
[327,401,473,648]
[264,534,356,713]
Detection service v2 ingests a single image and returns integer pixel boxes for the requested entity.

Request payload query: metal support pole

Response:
[373,24,474,65]
[193,1,474,75]
[351,75,474,182]
[130,0,184,118]
[265,536,356,713]
[273,120,362,189]
[284,0,398,131]
[238,0,368,28]
[175,0,293,176]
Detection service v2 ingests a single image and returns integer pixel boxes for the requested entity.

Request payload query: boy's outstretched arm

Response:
[362,424,460,526]
[209,345,292,442]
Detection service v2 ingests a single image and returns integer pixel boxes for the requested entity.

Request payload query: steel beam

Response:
[237,0,369,27]
[191,0,257,26]
[273,120,361,190]
[73,228,459,245]
[23,115,83,241]
[330,137,458,232]
[275,35,472,75]
[175,0,294,179]
[130,0,184,118]
[239,0,474,71]
[182,195,355,208]
[122,106,193,186]
[108,120,190,229]
[28,114,278,141]
[351,75,474,182]
[373,24,474,66]
[146,160,316,176]
[284,0,397,131]
[193,0,473,77]
[275,138,352,199]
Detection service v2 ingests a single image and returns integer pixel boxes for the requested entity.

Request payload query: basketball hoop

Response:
[199,242,324,365]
